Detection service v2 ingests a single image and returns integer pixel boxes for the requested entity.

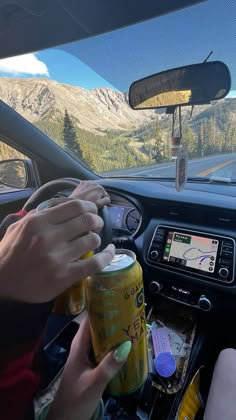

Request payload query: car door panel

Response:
[0,188,36,224]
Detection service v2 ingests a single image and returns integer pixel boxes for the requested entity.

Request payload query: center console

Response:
[146,225,235,312]
[147,225,235,284]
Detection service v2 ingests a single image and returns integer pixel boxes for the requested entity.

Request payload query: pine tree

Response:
[223,120,236,153]
[153,120,164,162]
[207,116,217,155]
[182,125,196,159]
[197,122,204,157]
[62,110,82,161]
[162,136,171,160]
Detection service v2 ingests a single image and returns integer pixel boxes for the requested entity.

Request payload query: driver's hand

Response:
[46,316,131,420]
[69,181,111,208]
[0,199,115,303]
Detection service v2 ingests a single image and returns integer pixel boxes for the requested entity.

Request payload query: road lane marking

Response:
[131,164,174,175]
[128,157,208,175]
[130,157,225,176]
[197,159,236,177]
[106,155,236,177]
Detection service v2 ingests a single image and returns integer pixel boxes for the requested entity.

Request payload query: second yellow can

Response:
[53,250,93,315]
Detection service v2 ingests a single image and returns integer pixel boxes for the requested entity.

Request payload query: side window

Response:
[0,141,29,193]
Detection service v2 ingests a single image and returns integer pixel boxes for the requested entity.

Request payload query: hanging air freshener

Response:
[176,145,188,191]
[170,106,188,191]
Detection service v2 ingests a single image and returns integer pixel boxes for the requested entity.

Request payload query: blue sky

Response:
[0,50,115,90]
[37,50,116,90]
[0,0,235,94]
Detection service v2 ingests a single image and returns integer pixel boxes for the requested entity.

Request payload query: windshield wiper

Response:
[209,176,234,184]
[186,176,236,185]
[106,175,236,185]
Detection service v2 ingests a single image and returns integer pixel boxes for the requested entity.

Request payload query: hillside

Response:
[0,77,235,172]
[0,78,155,134]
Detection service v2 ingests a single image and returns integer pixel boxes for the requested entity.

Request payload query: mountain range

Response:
[0,77,156,134]
[0,77,235,171]
[0,77,235,135]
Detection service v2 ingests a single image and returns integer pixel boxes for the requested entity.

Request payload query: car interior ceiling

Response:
[0,0,205,59]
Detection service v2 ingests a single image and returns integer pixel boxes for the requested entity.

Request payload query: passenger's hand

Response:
[47,316,131,420]
[0,200,115,303]
[70,181,111,208]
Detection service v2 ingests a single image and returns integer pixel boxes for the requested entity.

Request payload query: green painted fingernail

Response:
[113,341,131,363]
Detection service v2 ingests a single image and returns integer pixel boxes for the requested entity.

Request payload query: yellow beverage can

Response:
[37,199,93,315]
[85,249,148,396]
[65,250,93,315]
[53,250,94,315]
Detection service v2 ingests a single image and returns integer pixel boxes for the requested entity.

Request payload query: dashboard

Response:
[104,179,236,313]
[108,194,141,235]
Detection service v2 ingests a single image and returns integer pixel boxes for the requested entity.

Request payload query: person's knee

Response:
[204,348,236,420]
[209,348,236,393]
[216,348,236,372]
[218,348,236,359]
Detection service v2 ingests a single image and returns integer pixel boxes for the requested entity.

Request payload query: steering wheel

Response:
[23,178,112,252]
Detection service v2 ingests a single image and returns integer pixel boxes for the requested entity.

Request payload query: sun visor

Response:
[0,0,206,59]
[0,0,48,15]
[59,0,207,35]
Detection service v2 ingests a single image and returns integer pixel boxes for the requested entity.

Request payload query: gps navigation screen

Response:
[163,231,219,273]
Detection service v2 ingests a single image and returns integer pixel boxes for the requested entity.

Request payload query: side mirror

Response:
[0,159,36,190]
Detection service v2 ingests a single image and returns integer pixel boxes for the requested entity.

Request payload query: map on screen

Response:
[163,232,219,273]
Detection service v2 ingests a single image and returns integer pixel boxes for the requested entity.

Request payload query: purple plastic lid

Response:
[154,352,176,378]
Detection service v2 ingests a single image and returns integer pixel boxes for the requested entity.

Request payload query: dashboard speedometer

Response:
[125,208,141,234]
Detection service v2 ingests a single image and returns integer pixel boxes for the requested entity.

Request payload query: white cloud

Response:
[0,53,49,76]
[227,90,236,98]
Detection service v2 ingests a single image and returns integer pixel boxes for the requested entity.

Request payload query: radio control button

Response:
[149,281,163,294]
[154,236,164,243]
[156,229,165,234]
[222,240,233,246]
[150,250,159,260]
[221,246,233,252]
[218,267,229,279]
[219,258,232,266]
[220,251,233,258]
[152,240,163,249]
[198,295,212,311]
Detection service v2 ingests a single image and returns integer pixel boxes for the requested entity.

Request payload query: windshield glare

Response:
[0,0,235,181]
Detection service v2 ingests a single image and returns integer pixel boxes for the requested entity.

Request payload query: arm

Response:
[55,181,111,208]
[0,181,109,242]
[0,209,27,240]
[38,316,131,420]
[0,183,112,420]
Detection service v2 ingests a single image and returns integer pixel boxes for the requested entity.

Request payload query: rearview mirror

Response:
[129,61,231,110]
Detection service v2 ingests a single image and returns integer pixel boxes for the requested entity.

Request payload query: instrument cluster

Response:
[108,194,142,236]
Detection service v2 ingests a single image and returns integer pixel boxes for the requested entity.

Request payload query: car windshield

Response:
[0,0,235,181]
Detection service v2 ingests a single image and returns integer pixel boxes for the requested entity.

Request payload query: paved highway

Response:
[0,154,236,194]
[103,153,236,179]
